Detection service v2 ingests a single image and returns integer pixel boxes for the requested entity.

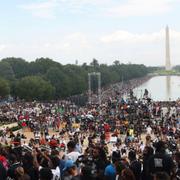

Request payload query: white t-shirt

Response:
[65,151,81,162]
[140,144,145,152]
[161,107,168,117]
[146,126,152,134]
[51,167,61,180]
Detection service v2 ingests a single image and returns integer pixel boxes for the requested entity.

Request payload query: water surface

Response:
[133,76,180,101]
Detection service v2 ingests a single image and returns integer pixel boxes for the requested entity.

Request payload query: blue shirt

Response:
[104,164,116,180]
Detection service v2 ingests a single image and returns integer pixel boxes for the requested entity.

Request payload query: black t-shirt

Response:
[148,153,174,176]
[0,162,6,180]
[94,158,109,180]
[26,167,39,180]
[130,160,142,180]
[71,175,81,180]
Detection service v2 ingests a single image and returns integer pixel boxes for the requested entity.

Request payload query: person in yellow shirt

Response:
[129,128,134,137]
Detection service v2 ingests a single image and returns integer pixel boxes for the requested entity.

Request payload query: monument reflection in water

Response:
[166,76,171,101]
[134,76,180,101]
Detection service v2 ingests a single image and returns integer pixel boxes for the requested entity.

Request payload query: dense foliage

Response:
[0,58,148,101]
[174,65,180,72]
[0,77,10,98]
[15,76,55,101]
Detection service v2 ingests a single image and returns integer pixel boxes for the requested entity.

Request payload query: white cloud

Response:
[65,32,89,47]
[101,29,180,44]
[40,32,90,52]
[59,0,108,6]
[54,0,106,15]
[20,0,57,10]
[107,0,176,17]
[18,0,180,18]
[99,28,180,66]
[2,28,180,66]
[19,0,58,19]
[19,0,110,18]
[0,44,7,52]
[62,42,70,48]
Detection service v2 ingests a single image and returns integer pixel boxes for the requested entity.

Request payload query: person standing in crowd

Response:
[14,166,31,180]
[141,146,154,180]
[128,150,142,180]
[153,172,170,180]
[0,160,6,180]
[39,168,53,180]
[7,153,21,180]
[65,141,81,162]
[32,149,61,180]
[63,160,80,180]
[174,152,180,179]
[147,141,175,179]
[104,151,121,180]
[120,168,136,180]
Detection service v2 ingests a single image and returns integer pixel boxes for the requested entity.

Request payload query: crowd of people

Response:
[0,79,180,180]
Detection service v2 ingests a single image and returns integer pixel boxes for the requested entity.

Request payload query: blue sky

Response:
[0,0,180,66]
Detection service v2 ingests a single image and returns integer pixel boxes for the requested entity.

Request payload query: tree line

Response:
[0,57,149,101]
[174,65,180,72]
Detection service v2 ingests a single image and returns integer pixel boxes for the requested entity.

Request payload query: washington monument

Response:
[165,26,171,71]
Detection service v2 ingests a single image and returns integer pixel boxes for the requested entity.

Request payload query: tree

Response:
[0,56,149,100]
[15,76,55,101]
[0,61,15,80]
[90,58,99,70]
[99,64,113,86]
[46,67,71,98]
[113,60,120,66]
[63,64,87,95]
[29,57,62,75]
[1,57,29,79]
[0,77,10,98]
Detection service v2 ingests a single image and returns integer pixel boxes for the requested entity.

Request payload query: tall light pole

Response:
[88,73,91,104]
[88,72,101,105]
[97,72,101,105]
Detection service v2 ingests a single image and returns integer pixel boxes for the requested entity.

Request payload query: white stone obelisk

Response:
[165,26,171,71]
